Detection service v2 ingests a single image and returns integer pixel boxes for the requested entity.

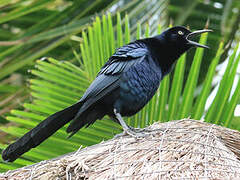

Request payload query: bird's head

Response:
[161,26,212,52]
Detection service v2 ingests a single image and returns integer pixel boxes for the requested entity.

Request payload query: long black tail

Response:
[2,102,83,162]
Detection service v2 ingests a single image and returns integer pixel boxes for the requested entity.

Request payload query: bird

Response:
[2,26,211,162]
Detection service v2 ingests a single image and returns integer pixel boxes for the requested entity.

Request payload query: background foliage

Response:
[0,0,240,172]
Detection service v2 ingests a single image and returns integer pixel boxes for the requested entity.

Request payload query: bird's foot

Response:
[125,128,147,138]
[128,126,151,133]
[113,109,150,139]
[114,127,150,139]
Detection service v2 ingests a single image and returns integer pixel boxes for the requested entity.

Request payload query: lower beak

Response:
[186,29,212,48]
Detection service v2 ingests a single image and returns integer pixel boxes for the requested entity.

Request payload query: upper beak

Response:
[186,29,213,48]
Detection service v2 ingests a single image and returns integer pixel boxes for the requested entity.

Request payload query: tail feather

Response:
[2,102,82,162]
[66,105,105,138]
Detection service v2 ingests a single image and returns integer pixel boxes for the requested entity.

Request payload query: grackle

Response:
[2,26,211,162]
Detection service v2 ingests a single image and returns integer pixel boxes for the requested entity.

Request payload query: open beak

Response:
[186,29,212,48]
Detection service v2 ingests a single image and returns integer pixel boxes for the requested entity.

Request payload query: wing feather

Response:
[69,43,149,130]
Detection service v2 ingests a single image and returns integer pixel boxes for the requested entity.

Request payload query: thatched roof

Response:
[1,119,240,179]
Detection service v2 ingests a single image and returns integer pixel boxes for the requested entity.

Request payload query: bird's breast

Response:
[117,61,162,116]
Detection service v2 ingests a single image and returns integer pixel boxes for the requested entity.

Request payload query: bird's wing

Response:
[98,43,148,75]
[76,44,149,115]
[67,44,149,135]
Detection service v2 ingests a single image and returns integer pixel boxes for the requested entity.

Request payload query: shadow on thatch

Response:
[1,119,240,179]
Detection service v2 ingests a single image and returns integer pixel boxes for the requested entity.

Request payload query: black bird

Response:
[2,26,211,162]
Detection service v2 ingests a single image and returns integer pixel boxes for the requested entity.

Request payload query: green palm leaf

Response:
[1,13,239,173]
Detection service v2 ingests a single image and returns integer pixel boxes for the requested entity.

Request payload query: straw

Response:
[1,119,240,179]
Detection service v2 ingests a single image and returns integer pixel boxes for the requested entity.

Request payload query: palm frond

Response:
[1,12,239,173]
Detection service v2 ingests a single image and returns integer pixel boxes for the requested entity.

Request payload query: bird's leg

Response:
[114,109,147,138]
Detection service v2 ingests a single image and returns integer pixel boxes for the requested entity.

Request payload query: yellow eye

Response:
[178,31,184,35]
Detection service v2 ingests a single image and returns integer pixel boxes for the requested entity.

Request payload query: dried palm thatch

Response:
[1,119,240,179]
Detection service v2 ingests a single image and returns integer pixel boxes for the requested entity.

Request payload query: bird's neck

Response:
[141,38,184,76]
